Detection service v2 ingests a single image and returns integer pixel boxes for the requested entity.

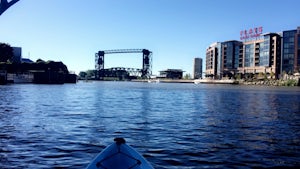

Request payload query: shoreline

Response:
[125,78,300,86]
[132,79,194,83]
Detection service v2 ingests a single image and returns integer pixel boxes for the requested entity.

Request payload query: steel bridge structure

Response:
[0,0,19,15]
[95,49,152,79]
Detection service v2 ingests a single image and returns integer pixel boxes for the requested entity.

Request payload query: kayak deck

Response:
[86,138,154,169]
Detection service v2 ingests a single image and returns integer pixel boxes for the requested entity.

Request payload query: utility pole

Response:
[0,0,19,16]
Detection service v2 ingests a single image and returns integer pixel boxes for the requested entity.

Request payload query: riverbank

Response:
[0,72,77,84]
[194,79,239,84]
[238,73,300,86]
[132,78,300,86]
[239,79,300,86]
[0,61,77,84]
[132,79,194,83]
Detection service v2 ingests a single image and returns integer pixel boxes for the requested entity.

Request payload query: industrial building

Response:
[158,69,184,79]
[205,26,300,79]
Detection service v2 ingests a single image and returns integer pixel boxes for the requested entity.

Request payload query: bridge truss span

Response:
[95,49,152,79]
[99,49,148,54]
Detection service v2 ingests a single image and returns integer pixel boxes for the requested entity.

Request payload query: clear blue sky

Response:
[1,0,299,75]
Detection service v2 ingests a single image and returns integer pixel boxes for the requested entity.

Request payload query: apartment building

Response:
[282,27,300,74]
[205,27,299,79]
[240,33,281,77]
[206,42,220,78]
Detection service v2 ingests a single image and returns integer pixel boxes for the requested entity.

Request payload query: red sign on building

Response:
[240,26,263,40]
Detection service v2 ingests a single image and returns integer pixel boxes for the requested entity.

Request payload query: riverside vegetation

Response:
[236,72,300,86]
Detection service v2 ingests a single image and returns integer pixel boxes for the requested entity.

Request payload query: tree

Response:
[235,73,241,80]
[86,70,95,79]
[184,73,191,80]
[36,58,46,63]
[270,71,275,79]
[79,71,87,79]
[0,42,13,62]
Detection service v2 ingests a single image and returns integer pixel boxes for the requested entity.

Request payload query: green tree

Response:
[79,71,87,79]
[0,42,13,62]
[86,70,96,79]
[258,72,264,77]
[184,73,191,80]
[282,70,287,75]
[235,73,241,80]
[36,58,46,63]
[270,71,275,79]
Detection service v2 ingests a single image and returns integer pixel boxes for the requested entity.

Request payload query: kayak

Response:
[86,138,154,169]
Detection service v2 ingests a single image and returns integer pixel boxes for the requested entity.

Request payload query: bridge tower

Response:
[142,49,151,78]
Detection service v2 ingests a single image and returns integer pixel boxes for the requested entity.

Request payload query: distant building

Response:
[12,47,21,63]
[193,58,202,79]
[206,41,243,79]
[206,42,221,79]
[204,27,300,79]
[241,33,281,78]
[11,47,34,64]
[159,69,184,79]
[282,27,300,74]
[21,58,34,63]
[221,40,243,77]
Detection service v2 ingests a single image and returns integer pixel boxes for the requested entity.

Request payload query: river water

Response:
[0,81,300,169]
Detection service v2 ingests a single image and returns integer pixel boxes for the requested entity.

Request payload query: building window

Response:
[245,44,254,67]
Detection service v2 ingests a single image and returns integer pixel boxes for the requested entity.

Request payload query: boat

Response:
[86,138,154,169]
[194,78,239,84]
[147,79,160,83]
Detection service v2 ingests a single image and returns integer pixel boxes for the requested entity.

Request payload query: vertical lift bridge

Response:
[95,49,152,79]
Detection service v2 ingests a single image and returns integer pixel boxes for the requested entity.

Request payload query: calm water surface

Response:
[1,81,300,169]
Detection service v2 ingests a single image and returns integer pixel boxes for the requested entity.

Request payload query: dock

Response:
[194,79,239,84]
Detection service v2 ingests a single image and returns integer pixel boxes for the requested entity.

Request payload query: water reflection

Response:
[0,83,300,168]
